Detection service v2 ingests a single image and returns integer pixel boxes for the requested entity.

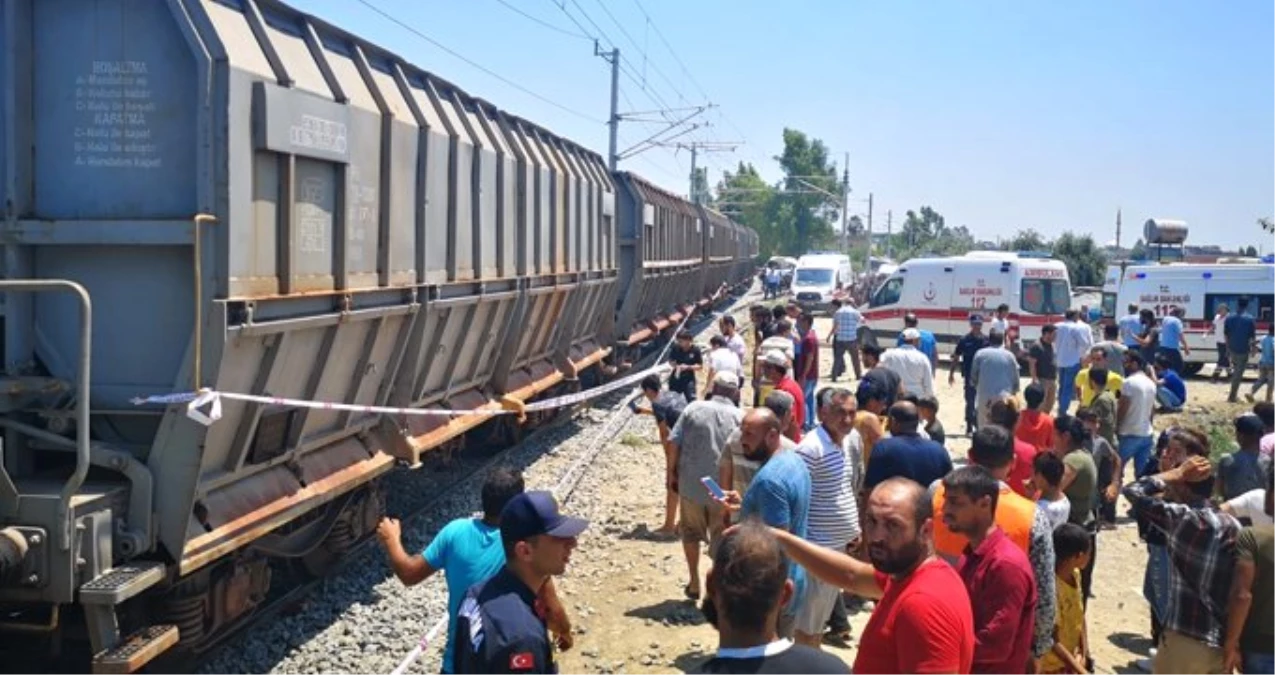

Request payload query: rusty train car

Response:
[0,0,757,670]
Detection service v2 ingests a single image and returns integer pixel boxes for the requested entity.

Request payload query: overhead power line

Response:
[356,0,604,124]
[491,0,591,41]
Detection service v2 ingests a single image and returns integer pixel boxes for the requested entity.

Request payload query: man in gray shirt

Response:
[971,328,1022,429]
[670,371,743,600]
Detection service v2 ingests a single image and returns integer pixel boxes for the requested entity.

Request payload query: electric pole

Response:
[1115,208,1122,251]
[866,192,874,256]
[841,152,850,254]
[596,42,621,171]
[652,140,738,203]
[886,209,893,258]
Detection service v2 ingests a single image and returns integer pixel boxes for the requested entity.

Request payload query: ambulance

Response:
[1102,262,1274,374]
[860,251,1072,354]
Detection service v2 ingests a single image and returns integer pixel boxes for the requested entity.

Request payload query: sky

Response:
[287,0,1274,253]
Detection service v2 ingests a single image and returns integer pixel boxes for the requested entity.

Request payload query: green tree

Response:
[715,162,779,254]
[886,206,972,259]
[1003,229,1049,252]
[1243,245,1259,257]
[1052,232,1108,287]
[773,128,841,254]
[1129,238,1148,260]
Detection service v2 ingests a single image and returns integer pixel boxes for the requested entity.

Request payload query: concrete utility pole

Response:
[841,152,850,254]
[657,141,737,203]
[1116,208,1122,250]
[866,192,874,255]
[597,42,621,171]
[886,209,893,258]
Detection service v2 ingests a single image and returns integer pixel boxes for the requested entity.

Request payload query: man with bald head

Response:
[764,478,975,674]
[863,402,953,493]
[719,407,812,639]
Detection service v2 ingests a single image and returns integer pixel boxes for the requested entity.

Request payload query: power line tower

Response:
[594,41,714,173]
[665,141,739,203]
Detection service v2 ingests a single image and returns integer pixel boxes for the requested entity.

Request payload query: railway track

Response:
[189,288,766,674]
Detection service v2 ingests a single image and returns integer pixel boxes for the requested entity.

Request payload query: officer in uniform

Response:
[453,491,588,674]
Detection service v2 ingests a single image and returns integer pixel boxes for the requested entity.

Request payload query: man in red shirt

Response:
[989,396,1039,498]
[765,477,974,674]
[796,313,820,432]
[941,466,1038,674]
[761,350,805,443]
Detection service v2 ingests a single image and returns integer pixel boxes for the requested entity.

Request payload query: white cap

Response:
[762,350,790,367]
[713,371,740,389]
[902,328,921,341]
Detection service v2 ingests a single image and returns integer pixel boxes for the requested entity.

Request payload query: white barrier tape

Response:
[130,363,671,428]
[389,620,447,675]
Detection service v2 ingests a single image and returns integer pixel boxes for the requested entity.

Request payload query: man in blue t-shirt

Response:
[1156,306,1190,374]
[864,401,953,491]
[376,469,572,673]
[719,407,811,640]
[1153,354,1187,412]
[1119,304,1145,349]
[1226,298,1260,402]
[898,313,938,373]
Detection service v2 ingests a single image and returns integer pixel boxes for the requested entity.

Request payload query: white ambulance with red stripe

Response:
[861,252,1072,354]
[1101,262,1274,374]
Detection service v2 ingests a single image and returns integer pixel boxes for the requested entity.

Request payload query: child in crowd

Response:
[1041,523,1092,674]
[1032,452,1071,530]
[917,395,946,446]
[1076,407,1120,529]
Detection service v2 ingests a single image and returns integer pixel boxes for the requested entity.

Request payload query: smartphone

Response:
[700,476,727,501]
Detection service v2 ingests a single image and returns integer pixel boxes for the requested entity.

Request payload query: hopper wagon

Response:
[0,0,756,669]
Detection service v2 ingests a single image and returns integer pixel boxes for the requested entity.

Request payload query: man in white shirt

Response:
[1116,350,1157,480]
[1055,309,1094,416]
[881,328,934,398]
[792,386,862,650]
[705,335,744,404]
[719,315,748,368]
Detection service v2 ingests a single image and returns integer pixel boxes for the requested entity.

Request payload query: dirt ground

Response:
[552,311,1262,674]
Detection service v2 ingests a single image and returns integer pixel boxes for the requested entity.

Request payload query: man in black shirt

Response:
[1029,324,1059,413]
[751,305,777,406]
[453,492,589,674]
[668,330,703,403]
[695,522,850,674]
[949,314,990,436]
[858,343,901,408]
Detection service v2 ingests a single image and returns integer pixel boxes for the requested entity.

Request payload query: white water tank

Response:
[1143,218,1189,245]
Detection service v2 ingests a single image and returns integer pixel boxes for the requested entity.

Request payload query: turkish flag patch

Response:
[510,652,535,671]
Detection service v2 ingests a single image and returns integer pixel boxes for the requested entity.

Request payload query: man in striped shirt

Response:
[792,386,863,650]
[827,299,863,381]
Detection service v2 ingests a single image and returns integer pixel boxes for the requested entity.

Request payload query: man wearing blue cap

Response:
[453,491,588,674]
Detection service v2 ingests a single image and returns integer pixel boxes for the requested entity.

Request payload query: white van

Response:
[1103,262,1274,374]
[861,252,1072,354]
[792,253,853,313]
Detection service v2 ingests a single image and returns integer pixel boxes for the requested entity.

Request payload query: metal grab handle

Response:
[0,280,91,551]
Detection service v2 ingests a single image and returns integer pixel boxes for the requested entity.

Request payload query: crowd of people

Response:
[370,296,1274,674]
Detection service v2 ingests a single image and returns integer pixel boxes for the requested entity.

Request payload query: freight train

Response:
[0,0,758,670]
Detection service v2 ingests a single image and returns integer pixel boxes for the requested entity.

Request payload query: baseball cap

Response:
[500,491,589,543]
[762,350,790,367]
[902,328,921,341]
[968,314,985,324]
[1235,414,1265,436]
[713,371,740,390]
